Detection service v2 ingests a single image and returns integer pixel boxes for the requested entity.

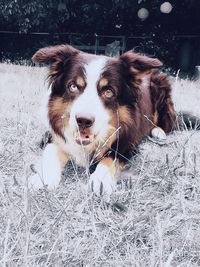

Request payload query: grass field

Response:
[0,63,200,267]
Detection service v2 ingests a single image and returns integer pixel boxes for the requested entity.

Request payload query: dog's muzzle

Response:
[75,112,95,146]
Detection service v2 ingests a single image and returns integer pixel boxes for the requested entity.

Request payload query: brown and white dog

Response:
[30,44,177,195]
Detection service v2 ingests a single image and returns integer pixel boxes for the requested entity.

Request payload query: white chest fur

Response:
[54,134,95,167]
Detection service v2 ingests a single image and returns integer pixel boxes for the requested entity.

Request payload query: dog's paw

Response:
[29,163,61,190]
[151,127,167,140]
[28,172,45,189]
[28,144,62,190]
[89,165,116,196]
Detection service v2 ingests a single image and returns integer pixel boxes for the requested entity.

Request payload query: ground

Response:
[0,63,200,267]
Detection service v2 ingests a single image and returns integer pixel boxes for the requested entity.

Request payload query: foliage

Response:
[0,0,199,34]
[1,0,200,73]
[0,0,58,33]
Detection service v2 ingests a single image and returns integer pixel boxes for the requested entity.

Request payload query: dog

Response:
[30,44,178,196]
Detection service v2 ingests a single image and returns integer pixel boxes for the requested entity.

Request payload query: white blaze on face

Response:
[68,57,110,140]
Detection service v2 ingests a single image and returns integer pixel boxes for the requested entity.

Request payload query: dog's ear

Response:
[32,44,79,65]
[120,51,162,77]
[119,51,162,104]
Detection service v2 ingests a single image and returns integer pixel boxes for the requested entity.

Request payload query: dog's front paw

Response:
[29,163,61,190]
[29,172,45,189]
[28,144,62,190]
[89,164,116,196]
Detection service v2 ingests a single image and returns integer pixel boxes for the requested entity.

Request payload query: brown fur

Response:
[99,78,109,88]
[48,97,70,139]
[57,148,69,168]
[76,76,86,88]
[150,72,178,132]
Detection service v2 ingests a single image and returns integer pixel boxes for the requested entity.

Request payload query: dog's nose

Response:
[76,113,95,128]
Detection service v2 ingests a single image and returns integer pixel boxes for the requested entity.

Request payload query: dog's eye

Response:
[104,89,114,98]
[69,83,79,93]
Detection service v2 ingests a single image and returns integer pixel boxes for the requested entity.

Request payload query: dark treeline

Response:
[0,0,200,75]
[0,0,200,35]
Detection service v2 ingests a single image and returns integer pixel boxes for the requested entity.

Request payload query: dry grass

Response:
[0,63,200,267]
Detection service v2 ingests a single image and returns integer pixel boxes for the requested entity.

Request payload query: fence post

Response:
[94,34,99,55]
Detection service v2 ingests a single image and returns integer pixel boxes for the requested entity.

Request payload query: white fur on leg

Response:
[29,144,61,189]
[89,163,116,196]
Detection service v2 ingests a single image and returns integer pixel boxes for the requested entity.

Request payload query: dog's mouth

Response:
[75,130,95,146]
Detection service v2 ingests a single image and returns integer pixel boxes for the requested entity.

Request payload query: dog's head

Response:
[32,45,162,150]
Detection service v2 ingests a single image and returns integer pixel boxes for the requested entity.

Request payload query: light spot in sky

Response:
[137,8,149,21]
[160,2,173,14]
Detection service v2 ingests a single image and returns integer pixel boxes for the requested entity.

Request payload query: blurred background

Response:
[0,0,200,77]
